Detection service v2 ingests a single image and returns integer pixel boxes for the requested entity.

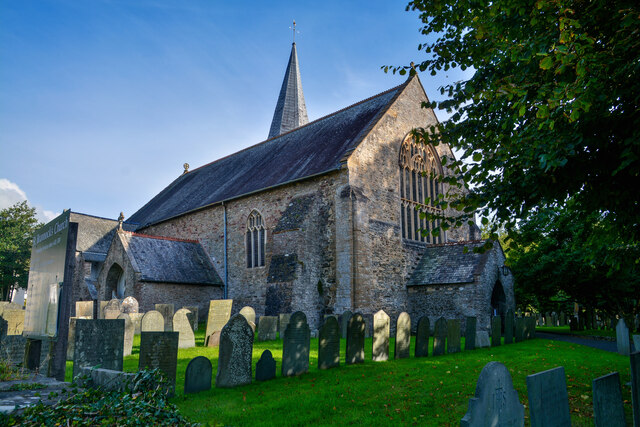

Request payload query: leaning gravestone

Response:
[433,317,447,356]
[616,318,630,356]
[465,316,477,351]
[631,351,639,427]
[526,366,571,427]
[258,316,278,341]
[592,372,625,427]
[139,331,179,395]
[318,316,340,369]
[373,310,390,362]
[73,319,124,379]
[121,296,139,314]
[515,317,525,342]
[216,314,253,388]
[491,316,501,347]
[183,306,199,331]
[75,301,94,319]
[239,306,256,327]
[103,299,122,320]
[346,313,365,365]
[256,349,276,381]
[395,312,411,359]
[205,299,233,345]
[278,313,291,339]
[476,331,490,348]
[504,309,514,344]
[155,303,174,332]
[117,313,134,356]
[66,317,78,360]
[460,361,525,427]
[415,316,430,358]
[282,311,310,377]
[1,310,24,335]
[173,309,195,349]
[141,310,165,332]
[207,331,221,347]
[447,319,461,354]
[184,356,212,394]
[340,310,353,339]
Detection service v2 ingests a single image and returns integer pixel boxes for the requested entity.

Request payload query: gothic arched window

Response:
[399,135,444,244]
[246,210,266,268]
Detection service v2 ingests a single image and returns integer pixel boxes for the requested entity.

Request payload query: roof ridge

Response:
[127,231,200,244]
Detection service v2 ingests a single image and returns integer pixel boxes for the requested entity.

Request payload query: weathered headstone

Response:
[395,312,411,359]
[0,302,22,317]
[97,301,108,319]
[526,366,571,427]
[362,313,373,338]
[346,313,365,365]
[139,331,179,395]
[491,316,501,347]
[155,303,174,332]
[528,316,537,339]
[515,317,525,342]
[433,317,447,356]
[173,308,195,349]
[117,313,134,356]
[183,306,199,331]
[141,310,165,332]
[216,314,253,388]
[205,299,233,345]
[282,311,310,376]
[121,296,139,314]
[103,299,121,319]
[504,309,514,345]
[75,301,94,319]
[239,306,256,328]
[415,316,430,357]
[258,316,278,341]
[318,316,340,370]
[207,331,221,347]
[278,313,291,339]
[66,317,78,360]
[73,319,124,379]
[256,349,276,381]
[559,312,566,326]
[340,310,353,339]
[592,372,625,427]
[616,318,630,356]
[630,351,639,427]
[1,309,24,335]
[465,317,477,351]
[447,319,461,354]
[634,335,640,353]
[460,361,525,427]
[476,331,490,348]
[129,313,144,335]
[184,356,212,394]
[373,310,390,362]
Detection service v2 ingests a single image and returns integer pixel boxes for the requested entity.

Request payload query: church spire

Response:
[268,39,309,139]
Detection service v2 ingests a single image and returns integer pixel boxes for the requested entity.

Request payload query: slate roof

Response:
[129,79,409,229]
[121,232,222,285]
[407,241,490,286]
[70,212,136,255]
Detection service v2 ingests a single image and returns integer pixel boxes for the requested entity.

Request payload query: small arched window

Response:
[246,210,266,268]
[399,135,444,244]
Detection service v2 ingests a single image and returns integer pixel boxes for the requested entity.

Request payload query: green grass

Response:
[65,328,633,426]
[536,325,616,338]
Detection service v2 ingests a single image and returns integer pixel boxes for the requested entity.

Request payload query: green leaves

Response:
[539,56,553,70]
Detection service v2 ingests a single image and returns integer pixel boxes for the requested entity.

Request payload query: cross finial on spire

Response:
[289,20,299,43]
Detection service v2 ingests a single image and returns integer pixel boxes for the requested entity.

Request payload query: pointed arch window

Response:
[399,135,444,244]
[246,210,266,268]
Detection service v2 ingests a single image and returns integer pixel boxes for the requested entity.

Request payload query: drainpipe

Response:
[350,189,357,310]
[223,202,228,299]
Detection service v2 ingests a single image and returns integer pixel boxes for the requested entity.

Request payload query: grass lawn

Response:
[536,325,617,339]
[65,328,633,426]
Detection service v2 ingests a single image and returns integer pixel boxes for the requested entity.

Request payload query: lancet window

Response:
[246,210,266,268]
[399,136,444,244]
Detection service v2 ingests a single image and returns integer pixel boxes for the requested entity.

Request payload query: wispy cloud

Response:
[0,179,58,223]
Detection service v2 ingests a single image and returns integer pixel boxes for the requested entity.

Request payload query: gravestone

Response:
[476,331,490,348]
[184,356,212,394]
[491,316,501,347]
[155,303,174,332]
[362,313,373,338]
[318,316,340,370]
[282,311,310,377]
[207,331,221,347]
[103,299,121,319]
[256,349,276,381]
[552,312,558,327]
[526,366,571,427]
[173,309,195,349]
[1,309,24,335]
[340,310,353,339]
[258,316,278,341]
[346,313,365,365]
[460,361,524,427]
[592,372,625,427]
[616,318,630,356]
[205,299,233,345]
[139,331,179,395]
[75,301,94,318]
[129,313,144,335]
[447,319,461,354]
[544,312,551,326]
[634,335,640,352]
[121,296,139,313]
[395,312,411,359]
[631,352,639,427]
[504,309,514,344]
[515,317,525,342]
[465,316,477,351]
[528,316,537,339]
[66,317,78,360]
[373,310,390,362]
[433,317,447,356]
[183,306,199,331]
[141,310,165,332]
[415,316,430,357]
[560,312,566,326]
[73,319,124,379]
[216,314,254,388]
[0,302,22,317]
[117,313,134,356]
[239,306,256,328]
[278,313,291,339]
[97,300,108,319]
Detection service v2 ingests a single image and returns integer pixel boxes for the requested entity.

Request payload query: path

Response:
[0,374,72,414]
[536,331,621,353]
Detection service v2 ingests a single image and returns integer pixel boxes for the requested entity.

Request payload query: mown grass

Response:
[65,328,633,426]
[536,325,617,338]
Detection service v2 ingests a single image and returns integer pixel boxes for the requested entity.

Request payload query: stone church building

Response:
[69,43,515,331]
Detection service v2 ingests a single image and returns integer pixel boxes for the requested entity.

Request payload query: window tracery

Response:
[246,210,266,268]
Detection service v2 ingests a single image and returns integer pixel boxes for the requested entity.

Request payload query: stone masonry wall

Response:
[96,232,137,301]
[135,281,222,318]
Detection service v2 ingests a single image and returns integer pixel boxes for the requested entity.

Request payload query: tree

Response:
[0,201,40,300]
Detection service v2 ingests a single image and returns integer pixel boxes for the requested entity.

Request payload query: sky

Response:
[0,0,469,223]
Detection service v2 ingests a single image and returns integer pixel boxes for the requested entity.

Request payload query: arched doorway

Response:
[105,263,125,299]
[491,280,507,330]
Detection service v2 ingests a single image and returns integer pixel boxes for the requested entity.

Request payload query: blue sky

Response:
[0,0,468,223]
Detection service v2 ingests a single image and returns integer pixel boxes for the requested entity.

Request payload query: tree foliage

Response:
[0,201,40,300]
